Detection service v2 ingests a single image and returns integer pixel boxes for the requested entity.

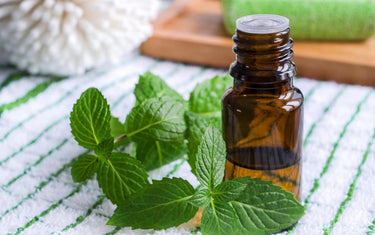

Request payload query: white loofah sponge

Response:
[0,0,160,76]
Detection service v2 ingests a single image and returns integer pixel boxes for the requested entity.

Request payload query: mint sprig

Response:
[109,127,304,233]
[196,128,305,235]
[70,88,149,205]
[69,72,304,234]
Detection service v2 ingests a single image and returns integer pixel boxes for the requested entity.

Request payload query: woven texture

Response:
[0,53,375,235]
[221,0,375,40]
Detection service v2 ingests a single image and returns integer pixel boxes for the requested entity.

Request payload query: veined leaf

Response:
[230,178,305,234]
[189,185,210,208]
[196,126,226,190]
[189,75,232,117]
[95,138,114,160]
[201,201,237,235]
[71,155,99,183]
[136,140,187,171]
[108,177,198,229]
[185,111,221,175]
[70,88,111,149]
[97,152,148,205]
[124,97,186,142]
[110,116,125,138]
[212,179,247,202]
[134,71,184,104]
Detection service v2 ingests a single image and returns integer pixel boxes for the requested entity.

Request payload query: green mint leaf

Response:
[185,111,221,175]
[230,178,305,234]
[124,97,186,142]
[196,126,226,190]
[212,179,247,202]
[201,201,237,235]
[188,185,210,208]
[189,75,232,117]
[110,116,125,138]
[136,140,187,171]
[134,71,184,104]
[97,152,149,205]
[130,142,137,157]
[71,155,99,183]
[70,88,111,150]
[95,138,114,160]
[108,177,198,229]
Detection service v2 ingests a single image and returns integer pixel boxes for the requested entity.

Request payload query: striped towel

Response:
[0,53,374,235]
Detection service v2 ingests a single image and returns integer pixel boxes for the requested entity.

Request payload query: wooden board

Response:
[141,0,375,86]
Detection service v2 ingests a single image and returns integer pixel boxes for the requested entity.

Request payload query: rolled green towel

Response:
[222,0,375,40]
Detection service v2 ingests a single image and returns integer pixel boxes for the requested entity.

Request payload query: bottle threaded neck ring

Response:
[230,14,295,81]
[236,14,289,34]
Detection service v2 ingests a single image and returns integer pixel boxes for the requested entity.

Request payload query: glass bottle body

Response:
[222,83,303,199]
[222,18,303,200]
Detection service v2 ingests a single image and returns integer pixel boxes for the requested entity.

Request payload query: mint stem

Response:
[114,134,127,143]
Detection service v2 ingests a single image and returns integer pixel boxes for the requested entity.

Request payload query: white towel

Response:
[0,53,374,235]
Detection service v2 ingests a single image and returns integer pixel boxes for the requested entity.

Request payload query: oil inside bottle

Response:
[225,146,301,198]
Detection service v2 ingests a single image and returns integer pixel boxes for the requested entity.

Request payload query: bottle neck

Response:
[230,28,296,94]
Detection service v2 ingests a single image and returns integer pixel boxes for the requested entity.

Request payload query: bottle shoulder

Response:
[222,87,304,112]
[290,87,304,105]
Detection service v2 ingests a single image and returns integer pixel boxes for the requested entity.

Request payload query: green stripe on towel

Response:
[324,127,375,234]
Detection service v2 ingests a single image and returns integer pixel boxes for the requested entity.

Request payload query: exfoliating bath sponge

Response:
[221,0,375,40]
[0,0,159,76]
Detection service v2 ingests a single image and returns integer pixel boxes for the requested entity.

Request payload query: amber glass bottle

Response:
[222,15,303,199]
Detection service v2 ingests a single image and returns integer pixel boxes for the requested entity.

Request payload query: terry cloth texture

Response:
[0,53,374,235]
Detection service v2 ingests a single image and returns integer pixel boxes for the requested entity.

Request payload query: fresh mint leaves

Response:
[97,153,148,204]
[109,127,304,234]
[108,177,197,229]
[196,128,304,235]
[70,88,149,205]
[189,75,232,117]
[230,178,305,235]
[185,112,221,175]
[189,185,211,207]
[196,126,226,190]
[134,71,185,104]
[95,137,114,159]
[201,200,237,235]
[69,72,304,234]
[136,140,187,171]
[110,116,126,140]
[71,154,98,182]
[185,75,228,175]
[212,179,247,202]
[123,97,186,142]
[70,88,111,149]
